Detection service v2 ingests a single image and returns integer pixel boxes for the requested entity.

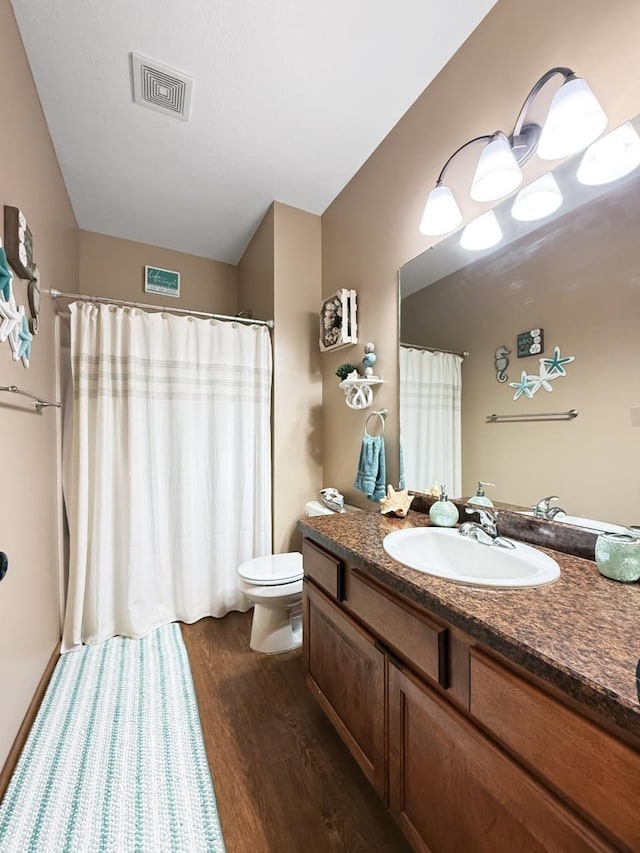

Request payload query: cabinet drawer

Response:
[303,538,344,601]
[346,571,448,688]
[470,650,640,850]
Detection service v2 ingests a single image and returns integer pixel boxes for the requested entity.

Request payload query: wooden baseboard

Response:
[0,642,61,803]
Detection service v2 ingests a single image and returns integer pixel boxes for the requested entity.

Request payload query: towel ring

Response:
[365,409,387,436]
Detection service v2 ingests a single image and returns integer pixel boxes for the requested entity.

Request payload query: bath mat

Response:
[0,623,225,852]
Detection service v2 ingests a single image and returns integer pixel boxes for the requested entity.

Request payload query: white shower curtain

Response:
[62,302,272,652]
[400,346,462,497]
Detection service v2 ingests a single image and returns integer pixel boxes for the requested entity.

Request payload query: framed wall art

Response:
[517,327,544,357]
[4,206,34,280]
[144,265,180,297]
[319,288,358,352]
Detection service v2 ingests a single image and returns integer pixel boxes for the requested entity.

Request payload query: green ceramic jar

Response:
[595,532,640,583]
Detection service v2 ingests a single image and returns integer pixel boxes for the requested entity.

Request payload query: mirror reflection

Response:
[399,115,640,529]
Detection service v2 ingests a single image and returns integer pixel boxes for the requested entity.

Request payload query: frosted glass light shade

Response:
[419,184,462,236]
[470,133,522,202]
[577,122,640,186]
[460,210,503,251]
[511,173,563,222]
[537,76,607,160]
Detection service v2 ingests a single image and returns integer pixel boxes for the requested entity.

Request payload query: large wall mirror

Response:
[399,114,640,529]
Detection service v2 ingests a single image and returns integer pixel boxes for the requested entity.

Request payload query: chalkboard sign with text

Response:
[517,328,544,358]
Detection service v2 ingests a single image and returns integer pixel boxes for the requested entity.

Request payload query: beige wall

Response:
[238,206,275,322]
[239,203,323,551]
[401,179,640,524]
[79,230,237,314]
[0,0,78,767]
[321,0,640,509]
[272,203,323,551]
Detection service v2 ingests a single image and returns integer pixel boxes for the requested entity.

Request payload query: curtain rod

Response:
[46,289,274,329]
[401,342,469,358]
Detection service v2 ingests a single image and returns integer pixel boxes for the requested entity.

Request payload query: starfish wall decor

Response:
[0,248,13,302]
[508,346,575,400]
[0,243,34,368]
[0,290,20,344]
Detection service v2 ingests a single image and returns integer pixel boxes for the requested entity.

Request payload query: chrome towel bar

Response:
[486,409,578,423]
[0,384,61,413]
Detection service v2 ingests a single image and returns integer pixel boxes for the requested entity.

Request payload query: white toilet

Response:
[237,499,358,654]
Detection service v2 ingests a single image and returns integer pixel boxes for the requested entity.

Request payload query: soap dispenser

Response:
[468,481,495,508]
[429,486,459,527]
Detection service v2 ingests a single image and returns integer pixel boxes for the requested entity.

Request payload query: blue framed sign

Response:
[144,265,180,298]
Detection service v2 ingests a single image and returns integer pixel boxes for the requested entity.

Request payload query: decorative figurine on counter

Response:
[319,487,345,513]
[380,485,414,518]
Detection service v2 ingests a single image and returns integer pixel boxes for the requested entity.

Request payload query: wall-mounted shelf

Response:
[338,377,384,410]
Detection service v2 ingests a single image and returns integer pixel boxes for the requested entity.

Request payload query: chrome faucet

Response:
[458,507,515,549]
[532,495,566,520]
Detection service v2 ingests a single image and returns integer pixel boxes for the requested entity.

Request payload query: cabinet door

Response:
[304,581,386,798]
[388,663,612,853]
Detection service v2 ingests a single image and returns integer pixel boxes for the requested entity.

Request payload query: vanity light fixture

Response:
[536,76,607,160]
[419,184,462,235]
[459,210,502,251]
[419,67,607,237]
[470,131,522,202]
[576,121,640,186]
[511,172,563,222]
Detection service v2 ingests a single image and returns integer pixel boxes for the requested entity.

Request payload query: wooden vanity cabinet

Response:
[302,536,640,852]
[304,581,386,798]
[388,663,611,853]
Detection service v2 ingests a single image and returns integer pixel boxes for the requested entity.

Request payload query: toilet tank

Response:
[305,500,360,516]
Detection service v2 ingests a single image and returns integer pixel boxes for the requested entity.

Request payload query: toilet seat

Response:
[238,577,303,599]
[238,552,303,586]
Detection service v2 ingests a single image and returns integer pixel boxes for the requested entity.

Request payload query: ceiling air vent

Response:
[131,53,193,121]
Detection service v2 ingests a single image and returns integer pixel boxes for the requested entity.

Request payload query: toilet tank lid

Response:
[238,552,303,583]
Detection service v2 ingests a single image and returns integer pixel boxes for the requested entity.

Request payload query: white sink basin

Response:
[383,527,560,588]
[519,512,626,534]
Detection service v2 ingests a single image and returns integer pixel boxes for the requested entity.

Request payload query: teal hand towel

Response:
[354,434,386,502]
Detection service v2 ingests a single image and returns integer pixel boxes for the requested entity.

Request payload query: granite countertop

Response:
[298,509,640,739]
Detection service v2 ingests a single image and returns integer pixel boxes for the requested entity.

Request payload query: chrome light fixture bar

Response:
[419,67,607,237]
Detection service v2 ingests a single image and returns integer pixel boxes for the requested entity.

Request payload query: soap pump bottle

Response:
[468,481,495,508]
[429,486,459,528]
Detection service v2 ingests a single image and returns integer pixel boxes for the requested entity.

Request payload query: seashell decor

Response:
[380,485,414,518]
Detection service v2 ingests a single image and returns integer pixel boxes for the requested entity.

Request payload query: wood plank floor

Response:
[182,613,410,853]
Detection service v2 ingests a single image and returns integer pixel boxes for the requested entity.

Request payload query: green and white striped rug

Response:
[0,623,225,852]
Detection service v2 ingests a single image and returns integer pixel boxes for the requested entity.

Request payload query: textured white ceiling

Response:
[12,0,497,263]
